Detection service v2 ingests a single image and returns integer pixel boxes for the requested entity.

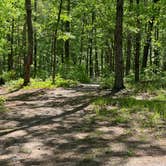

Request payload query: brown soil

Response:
[0,85,166,166]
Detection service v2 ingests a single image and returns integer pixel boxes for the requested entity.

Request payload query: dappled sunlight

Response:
[0,85,165,165]
[0,0,166,164]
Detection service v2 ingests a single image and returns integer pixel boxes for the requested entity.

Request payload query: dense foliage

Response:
[0,0,165,89]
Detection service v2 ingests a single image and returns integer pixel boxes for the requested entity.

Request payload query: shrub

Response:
[55,74,78,88]
[1,70,16,82]
[23,79,54,89]
[0,77,5,85]
[141,65,162,81]
[0,96,6,113]
[36,70,49,81]
[0,96,5,105]
[6,78,23,91]
[99,76,114,89]
[92,96,166,126]
[6,74,78,91]
[58,65,90,83]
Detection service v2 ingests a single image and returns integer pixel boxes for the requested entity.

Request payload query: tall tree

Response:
[23,0,33,86]
[153,0,160,69]
[125,0,133,75]
[142,19,154,69]
[134,0,141,82]
[94,26,99,77]
[142,0,159,70]
[113,0,125,91]
[33,0,38,77]
[52,0,63,84]
[65,0,70,64]
[89,11,95,78]
[8,19,14,71]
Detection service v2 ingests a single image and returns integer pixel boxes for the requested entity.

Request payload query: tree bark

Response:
[134,0,141,82]
[126,32,132,75]
[8,19,14,71]
[34,0,37,78]
[153,27,160,68]
[100,48,104,75]
[79,15,85,65]
[52,0,63,84]
[125,0,133,75]
[113,0,125,91]
[94,27,99,77]
[142,0,159,70]
[65,0,70,64]
[142,19,154,69]
[89,12,95,78]
[23,0,33,86]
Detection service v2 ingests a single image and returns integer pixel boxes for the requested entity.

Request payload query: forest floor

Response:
[0,85,166,166]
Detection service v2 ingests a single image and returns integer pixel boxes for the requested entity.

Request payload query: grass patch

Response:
[0,96,6,113]
[99,76,114,89]
[55,74,78,88]
[1,70,16,82]
[6,75,78,91]
[92,94,166,127]
[125,149,135,157]
[24,79,54,89]
[0,96,5,105]
[6,78,24,91]
[125,71,166,93]
[152,90,166,101]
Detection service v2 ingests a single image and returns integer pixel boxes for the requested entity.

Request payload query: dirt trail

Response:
[0,85,166,166]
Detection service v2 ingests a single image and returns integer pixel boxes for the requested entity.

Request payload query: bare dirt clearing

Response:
[0,85,166,166]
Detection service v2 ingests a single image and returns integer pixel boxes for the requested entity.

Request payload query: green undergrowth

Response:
[98,70,166,92]
[0,70,17,82]
[126,81,166,94]
[58,65,90,83]
[152,90,166,101]
[0,96,6,113]
[92,93,166,128]
[99,76,114,89]
[6,74,78,91]
[0,96,5,105]
[125,71,166,93]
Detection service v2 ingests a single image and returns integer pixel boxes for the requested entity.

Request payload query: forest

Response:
[0,0,166,165]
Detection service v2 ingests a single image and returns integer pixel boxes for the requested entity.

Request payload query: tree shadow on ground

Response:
[0,87,166,166]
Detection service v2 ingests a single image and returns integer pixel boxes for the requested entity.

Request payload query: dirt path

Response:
[0,85,166,166]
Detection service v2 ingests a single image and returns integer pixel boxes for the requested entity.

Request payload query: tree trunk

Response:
[89,12,95,78]
[52,0,63,84]
[100,49,104,75]
[8,19,14,71]
[134,0,141,82]
[23,0,33,86]
[126,32,132,75]
[113,0,125,91]
[106,41,114,72]
[163,49,166,71]
[125,0,133,75]
[22,20,27,78]
[65,0,70,64]
[16,20,21,76]
[153,0,160,69]
[142,21,153,69]
[86,41,89,75]
[153,27,160,68]
[34,0,37,78]
[94,29,99,77]
[142,0,159,70]
[79,15,85,65]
